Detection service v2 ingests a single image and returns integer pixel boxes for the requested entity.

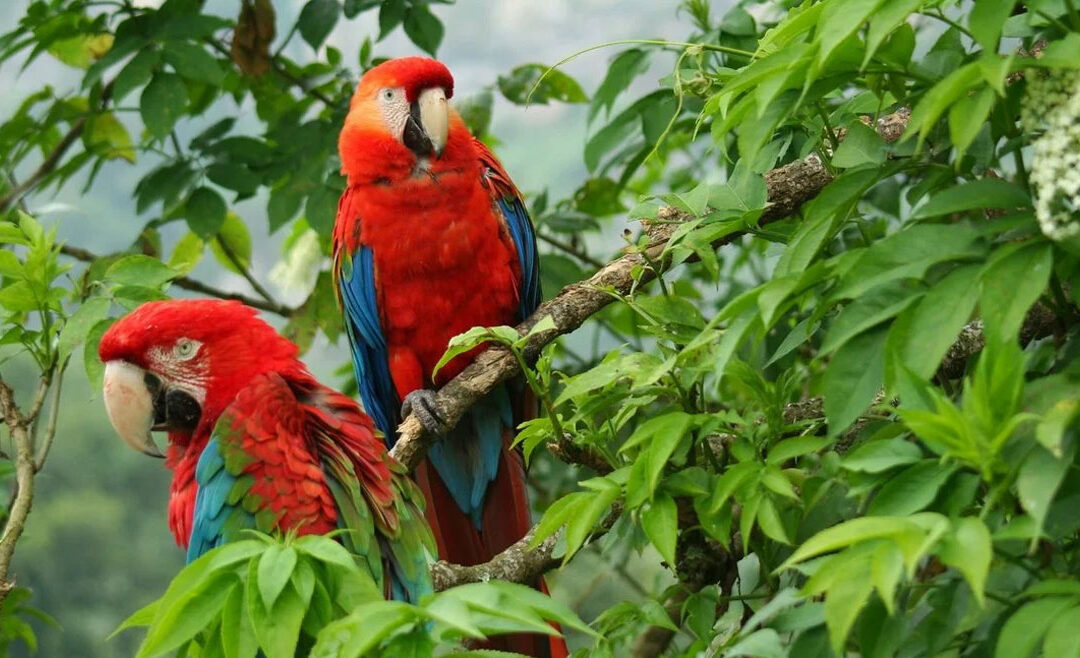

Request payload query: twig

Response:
[214,234,279,308]
[207,38,337,107]
[33,368,64,472]
[0,117,86,213]
[0,80,115,213]
[57,244,296,317]
[536,231,606,269]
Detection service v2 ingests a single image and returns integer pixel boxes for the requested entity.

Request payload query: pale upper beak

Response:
[102,360,165,458]
[416,86,448,157]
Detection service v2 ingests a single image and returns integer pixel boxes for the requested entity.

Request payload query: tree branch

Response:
[414,106,1062,599]
[0,377,38,604]
[58,244,296,317]
[389,107,914,472]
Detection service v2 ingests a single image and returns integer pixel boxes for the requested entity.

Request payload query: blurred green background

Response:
[0,0,699,654]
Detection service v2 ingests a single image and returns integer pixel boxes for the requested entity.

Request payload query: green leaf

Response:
[937,517,991,607]
[868,460,955,516]
[58,297,111,362]
[822,281,923,354]
[185,187,227,238]
[863,0,925,68]
[842,438,922,473]
[641,493,678,567]
[725,628,785,658]
[980,242,1052,344]
[298,0,340,50]
[823,327,886,435]
[499,64,588,105]
[949,87,996,161]
[825,560,873,656]
[210,214,253,275]
[138,575,237,657]
[257,545,297,610]
[590,49,650,122]
[870,541,903,615]
[248,578,306,658]
[403,5,443,56]
[968,0,1016,52]
[168,232,205,274]
[84,112,135,162]
[162,41,223,84]
[833,224,984,299]
[781,516,930,568]
[105,255,179,288]
[1018,446,1072,549]
[84,318,116,390]
[911,180,1030,219]
[113,49,161,102]
[832,122,887,168]
[995,597,1078,658]
[1043,605,1080,658]
[888,264,980,379]
[140,72,187,139]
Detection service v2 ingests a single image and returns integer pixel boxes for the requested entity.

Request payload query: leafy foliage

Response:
[115,532,591,657]
[4,0,1080,656]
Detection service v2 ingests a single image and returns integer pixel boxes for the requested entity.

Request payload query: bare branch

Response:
[0,378,37,603]
[34,369,64,472]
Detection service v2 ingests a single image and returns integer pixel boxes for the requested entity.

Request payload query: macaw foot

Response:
[401,389,449,436]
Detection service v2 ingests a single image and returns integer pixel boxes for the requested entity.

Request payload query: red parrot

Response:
[98,299,433,602]
[332,57,566,657]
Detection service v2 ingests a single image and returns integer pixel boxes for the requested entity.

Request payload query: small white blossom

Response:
[1024,69,1080,242]
[269,229,323,297]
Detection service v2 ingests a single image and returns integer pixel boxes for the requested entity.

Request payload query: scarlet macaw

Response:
[98,299,433,602]
[332,58,564,656]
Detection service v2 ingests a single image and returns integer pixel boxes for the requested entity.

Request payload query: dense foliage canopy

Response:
[2,0,1080,656]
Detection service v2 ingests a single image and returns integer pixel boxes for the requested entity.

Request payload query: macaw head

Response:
[339,56,460,183]
[98,299,303,457]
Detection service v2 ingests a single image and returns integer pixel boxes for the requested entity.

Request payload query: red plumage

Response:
[98,300,396,551]
[334,57,567,657]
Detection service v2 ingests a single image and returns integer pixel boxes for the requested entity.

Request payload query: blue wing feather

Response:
[187,437,250,563]
[494,194,542,321]
[339,246,398,442]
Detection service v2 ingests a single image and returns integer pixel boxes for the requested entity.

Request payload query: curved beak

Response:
[403,86,449,159]
[102,360,165,458]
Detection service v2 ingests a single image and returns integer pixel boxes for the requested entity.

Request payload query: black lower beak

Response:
[403,101,433,158]
[145,373,202,440]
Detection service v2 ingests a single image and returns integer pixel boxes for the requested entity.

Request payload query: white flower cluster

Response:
[269,228,323,296]
[1024,69,1080,242]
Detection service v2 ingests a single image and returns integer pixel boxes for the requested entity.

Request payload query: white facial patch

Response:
[377,86,409,141]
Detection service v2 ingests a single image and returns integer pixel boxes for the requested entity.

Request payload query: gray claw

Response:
[402,389,448,436]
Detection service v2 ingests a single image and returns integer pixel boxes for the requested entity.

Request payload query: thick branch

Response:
[0,378,37,605]
[58,244,295,317]
[389,107,913,471]
[431,531,558,591]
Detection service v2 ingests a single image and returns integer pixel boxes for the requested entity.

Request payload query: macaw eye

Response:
[173,338,198,360]
[382,88,395,101]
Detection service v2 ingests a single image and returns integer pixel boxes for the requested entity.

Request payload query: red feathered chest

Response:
[343,165,522,395]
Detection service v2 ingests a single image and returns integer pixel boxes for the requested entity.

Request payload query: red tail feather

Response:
[417,436,568,657]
